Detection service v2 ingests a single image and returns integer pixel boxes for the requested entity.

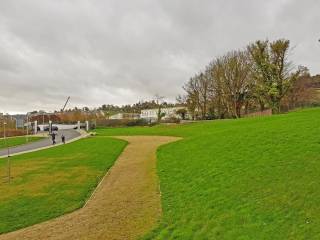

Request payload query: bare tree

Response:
[282,66,318,110]
[183,76,200,120]
[207,51,252,118]
[198,73,212,119]
[220,51,252,118]
[182,38,311,119]
[207,60,228,118]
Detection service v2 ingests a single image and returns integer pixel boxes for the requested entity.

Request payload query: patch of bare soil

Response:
[0,136,180,240]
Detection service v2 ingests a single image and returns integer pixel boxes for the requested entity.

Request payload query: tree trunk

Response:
[236,103,241,118]
[259,100,265,112]
[271,100,281,114]
[157,107,161,123]
[244,101,249,115]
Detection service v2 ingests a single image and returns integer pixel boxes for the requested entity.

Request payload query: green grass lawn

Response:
[0,137,126,234]
[0,136,43,150]
[97,108,320,239]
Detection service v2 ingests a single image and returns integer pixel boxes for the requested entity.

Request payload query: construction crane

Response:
[62,96,70,112]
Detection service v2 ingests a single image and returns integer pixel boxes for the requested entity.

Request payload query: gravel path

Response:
[0,136,180,240]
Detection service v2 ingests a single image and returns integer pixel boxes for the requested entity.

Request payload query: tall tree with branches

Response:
[208,50,252,118]
[248,39,301,113]
[183,76,200,120]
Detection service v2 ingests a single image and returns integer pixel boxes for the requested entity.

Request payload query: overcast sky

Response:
[0,0,319,113]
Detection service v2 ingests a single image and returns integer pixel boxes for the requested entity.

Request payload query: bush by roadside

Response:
[0,129,27,137]
[96,118,150,128]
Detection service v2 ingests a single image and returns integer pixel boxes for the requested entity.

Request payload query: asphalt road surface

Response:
[0,130,81,157]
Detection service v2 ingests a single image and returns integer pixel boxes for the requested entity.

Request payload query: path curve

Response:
[0,130,83,158]
[0,136,180,240]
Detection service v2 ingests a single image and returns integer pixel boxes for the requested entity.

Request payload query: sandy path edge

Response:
[0,136,181,240]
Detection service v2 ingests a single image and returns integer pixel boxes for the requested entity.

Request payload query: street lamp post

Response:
[25,113,29,143]
[3,122,11,183]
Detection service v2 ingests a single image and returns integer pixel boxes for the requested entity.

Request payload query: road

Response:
[0,130,81,157]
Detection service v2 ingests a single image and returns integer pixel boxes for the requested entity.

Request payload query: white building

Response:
[109,113,123,120]
[140,107,187,121]
[109,113,140,120]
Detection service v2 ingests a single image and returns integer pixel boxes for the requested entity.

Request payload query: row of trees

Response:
[26,97,184,125]
[181,39,318,119]
[27,98,178,124]
[0,115,17,130]
[0,115,21,137]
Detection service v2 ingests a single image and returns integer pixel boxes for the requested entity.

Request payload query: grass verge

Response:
[0,136,126,234]
[97,108,320,239]
[0,137,43,150]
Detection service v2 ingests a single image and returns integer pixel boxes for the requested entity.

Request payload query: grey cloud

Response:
[0,0,319,113]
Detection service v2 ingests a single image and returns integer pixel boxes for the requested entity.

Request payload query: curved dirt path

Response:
[0,136,180,240]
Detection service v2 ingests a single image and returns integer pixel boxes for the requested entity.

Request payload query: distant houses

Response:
[108,106,189,122]
[109,113,140,120]
[1,106,190,132]
[11,114,26,128]
[140,107,188,121]
[28,110,105,124]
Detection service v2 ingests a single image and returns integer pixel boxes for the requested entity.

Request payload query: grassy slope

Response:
[0,137,43,150]
[0,137,126,234]
[97,108,320,239]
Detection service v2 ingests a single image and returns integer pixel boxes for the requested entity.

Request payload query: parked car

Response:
[73,124,86,129]
[43,125,58,131]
